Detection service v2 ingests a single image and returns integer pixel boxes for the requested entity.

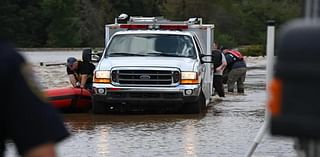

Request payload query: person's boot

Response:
[219,93,225,97]
[238,88,244,94]
[227,89,234,95]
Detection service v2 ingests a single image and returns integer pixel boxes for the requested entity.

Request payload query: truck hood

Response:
[97,57,197,71]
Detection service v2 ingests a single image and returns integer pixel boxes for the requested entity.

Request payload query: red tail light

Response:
[119,24,148,29]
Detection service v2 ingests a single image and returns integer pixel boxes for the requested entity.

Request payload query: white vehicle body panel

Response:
[92,17,215,113]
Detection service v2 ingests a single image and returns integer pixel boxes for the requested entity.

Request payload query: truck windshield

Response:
[105,34,197,58]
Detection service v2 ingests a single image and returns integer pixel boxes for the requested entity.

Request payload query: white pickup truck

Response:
[84,15,215,114]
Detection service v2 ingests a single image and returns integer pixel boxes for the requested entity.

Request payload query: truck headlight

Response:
[181,72,200,84]
[93,70,111,83]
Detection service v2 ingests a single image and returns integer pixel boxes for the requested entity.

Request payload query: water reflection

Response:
[183,124,197,157]
[96,127,110,157]
[61,113,207,157]
[63,113,207,131]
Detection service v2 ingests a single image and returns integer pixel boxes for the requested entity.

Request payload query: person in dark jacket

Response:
[223,49,247,93]
[0,41,70,157]
[212,42,227,97]
[66,57,95,89]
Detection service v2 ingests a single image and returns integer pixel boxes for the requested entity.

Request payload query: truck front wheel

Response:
[92,100,107,114]
[184,92,205,114]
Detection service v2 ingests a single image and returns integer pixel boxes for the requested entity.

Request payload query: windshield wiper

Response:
[107,52,146,56]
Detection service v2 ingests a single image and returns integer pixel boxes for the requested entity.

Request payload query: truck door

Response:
[193,35,213,103]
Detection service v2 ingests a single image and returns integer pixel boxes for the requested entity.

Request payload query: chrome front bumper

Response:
[92,83,201,104]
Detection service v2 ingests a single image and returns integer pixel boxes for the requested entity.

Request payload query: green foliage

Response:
[0,0,47,47]
[215,33,238,49]
[0,0,302,48]
[238,45,265,56]
[41,0,81,47]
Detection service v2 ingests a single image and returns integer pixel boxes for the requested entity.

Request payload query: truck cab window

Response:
[106,34,196,58]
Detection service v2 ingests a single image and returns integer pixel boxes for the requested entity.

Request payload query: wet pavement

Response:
[6,51,297,157]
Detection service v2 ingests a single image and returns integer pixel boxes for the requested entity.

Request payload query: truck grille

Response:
[111,70,180,86]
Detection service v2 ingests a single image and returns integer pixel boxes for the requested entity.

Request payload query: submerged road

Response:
[5,51,297,157]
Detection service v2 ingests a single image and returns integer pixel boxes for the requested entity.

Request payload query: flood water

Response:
[6,51,297,157]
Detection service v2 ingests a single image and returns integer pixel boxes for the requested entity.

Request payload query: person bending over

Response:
[223,49,247,93]
[66,57,95,89]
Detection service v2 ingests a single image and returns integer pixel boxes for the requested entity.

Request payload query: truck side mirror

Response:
[92,52,102,62]
[269,19,320,139]
[82,48,102,62]
[200,54,213,64]
[82,48,92,62]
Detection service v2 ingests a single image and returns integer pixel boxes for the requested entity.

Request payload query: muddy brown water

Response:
[5,51,297,157]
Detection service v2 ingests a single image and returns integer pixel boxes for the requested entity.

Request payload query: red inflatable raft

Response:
[44,87,92,112]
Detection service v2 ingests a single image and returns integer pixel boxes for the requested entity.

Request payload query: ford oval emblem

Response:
[139,75,151,80]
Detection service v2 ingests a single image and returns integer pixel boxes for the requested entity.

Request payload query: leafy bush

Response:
[215,33,238,49]
[238,45,265,56]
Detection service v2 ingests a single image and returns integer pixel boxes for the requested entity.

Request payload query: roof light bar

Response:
[119,24,148,30]
[119,24,188,30]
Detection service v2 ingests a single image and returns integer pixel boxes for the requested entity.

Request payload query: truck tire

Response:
[92,101,107,114]
[184,92,205,114]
